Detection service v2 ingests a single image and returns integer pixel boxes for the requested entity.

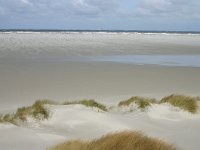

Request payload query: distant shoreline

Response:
[0,29,200,34]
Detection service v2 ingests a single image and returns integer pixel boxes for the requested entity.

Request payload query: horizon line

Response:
[0,29,200,33]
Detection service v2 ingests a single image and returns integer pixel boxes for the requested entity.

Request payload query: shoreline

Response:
[1,29,200,35]
[1,32,200,56]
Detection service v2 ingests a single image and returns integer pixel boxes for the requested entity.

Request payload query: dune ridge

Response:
[0,94,199,125]
[0,94,200,150]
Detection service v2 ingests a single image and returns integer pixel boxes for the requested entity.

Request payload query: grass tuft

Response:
[0,113,16,124]
[0,114,3,122]
[0,99,53,124]
[0,94,198,125]
[50,140,89,150]
[79,100,107,111]
[13,100,53,121]
[48,131,177,150]
[160,94,198,113]
[118,96,156,110]
[63,99,107,111]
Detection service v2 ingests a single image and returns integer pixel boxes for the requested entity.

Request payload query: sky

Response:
[0,0,200,31]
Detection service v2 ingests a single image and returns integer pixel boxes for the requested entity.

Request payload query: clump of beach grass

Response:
[1,94,198,125]
[0,99,54,125]
[14,99,56,121]
[160,94,198,113]
[63,99,107,111]
[48,131,177,150]
[118,96,156,110]
[0,114,3,122]
[0,113,15,124]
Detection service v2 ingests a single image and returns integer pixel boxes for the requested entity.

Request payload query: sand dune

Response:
[0,101,200,150]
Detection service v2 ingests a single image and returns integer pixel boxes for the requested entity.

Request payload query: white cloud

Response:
[137,0,200,18]
[20,0,31,5]
[140,0,171,13]
[69,0,119,16]
[0,6,5,15]
[0,0,119,18]
[0,0,200,30]
[1,0,199,19]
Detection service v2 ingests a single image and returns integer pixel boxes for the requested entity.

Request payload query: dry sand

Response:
[1,103,200,150]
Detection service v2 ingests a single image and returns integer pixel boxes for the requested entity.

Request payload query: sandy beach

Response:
[1,32,200,58]
[1,61,200,113]
[0,32,200,150]
[0,32,200,111]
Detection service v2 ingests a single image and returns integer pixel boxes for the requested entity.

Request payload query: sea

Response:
[0,29,200,67]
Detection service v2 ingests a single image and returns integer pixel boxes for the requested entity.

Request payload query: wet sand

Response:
[1,32,200,58]
[0,61,200,113]
[0,32,200,112]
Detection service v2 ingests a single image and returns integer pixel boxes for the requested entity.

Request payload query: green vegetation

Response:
[0,99,107,125]
[14,100,55,121]
[0,100,54,125]
[118,96,156,110]
[0,114,3,122]
[0,113,15,124]
[48,131,177,150]
[0,94,199,125]
[63,99,107,111]
[15,100,49,121]
[160,94,198,113]
[118,94,199,113]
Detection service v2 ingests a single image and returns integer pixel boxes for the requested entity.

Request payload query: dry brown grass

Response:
[50,140,89,150]
[48,131,177,150]
[160,94,198,113]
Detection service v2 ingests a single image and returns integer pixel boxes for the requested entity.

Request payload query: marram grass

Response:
[0,94,199,125]
[160,94,198,113]
[0,99,54,125]
[118,96,157,110]
[48,131,177,150]
[63,99,107,111]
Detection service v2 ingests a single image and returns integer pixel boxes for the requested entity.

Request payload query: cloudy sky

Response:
[0,0,200,31]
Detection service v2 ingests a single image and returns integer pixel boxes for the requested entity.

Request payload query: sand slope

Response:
[1,103,200,150]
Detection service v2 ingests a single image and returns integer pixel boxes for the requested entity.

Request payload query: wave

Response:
[1,30,200,36]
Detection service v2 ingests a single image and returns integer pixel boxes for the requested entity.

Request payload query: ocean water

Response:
[30,55,200,67]
[1,30,200,62]
[1,30,200,67]
[87,55,200,67]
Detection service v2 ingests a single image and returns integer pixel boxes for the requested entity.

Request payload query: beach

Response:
[1,61,200,113]
[0,32,200,150]
[1,32,200,58]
